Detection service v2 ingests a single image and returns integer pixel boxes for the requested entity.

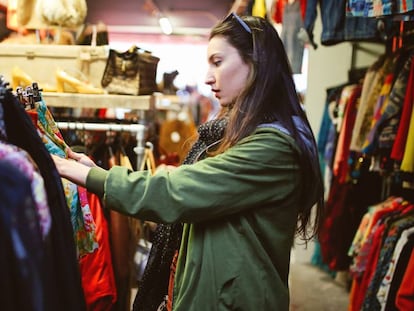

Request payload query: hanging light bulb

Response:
[159,16,173,35]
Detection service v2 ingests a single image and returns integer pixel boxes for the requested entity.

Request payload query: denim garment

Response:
[396,0,414,13]
[347,0,413,16]
[304,0,392,46]
[281,0,305,73]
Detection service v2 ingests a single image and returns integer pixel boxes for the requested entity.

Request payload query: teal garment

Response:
[36,99,98,257]
[87,126,305,310]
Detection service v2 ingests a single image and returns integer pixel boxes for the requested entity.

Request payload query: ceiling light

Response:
[159,16,173,35]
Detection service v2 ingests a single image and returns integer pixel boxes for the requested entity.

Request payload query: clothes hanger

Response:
[139,142,157,174]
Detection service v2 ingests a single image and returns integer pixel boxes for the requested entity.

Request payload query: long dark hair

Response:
[210,15,324,242]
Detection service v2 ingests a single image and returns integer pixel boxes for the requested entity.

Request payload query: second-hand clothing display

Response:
[316,20,414,306]
[0,77,86,311]
[303,0,394,47]
[2,0,414,310]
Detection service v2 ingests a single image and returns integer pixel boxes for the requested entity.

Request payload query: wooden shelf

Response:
[42,92,155,110]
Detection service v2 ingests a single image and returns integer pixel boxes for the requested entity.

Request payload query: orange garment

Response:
[348,200,405,311]
[79,192,117,311]
[272,0,306,23]
[332,84,361,183]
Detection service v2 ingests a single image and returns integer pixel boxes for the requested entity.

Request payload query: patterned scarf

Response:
[133,117,227,311]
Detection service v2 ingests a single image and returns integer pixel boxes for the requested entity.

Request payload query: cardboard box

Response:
[0,43,109,89]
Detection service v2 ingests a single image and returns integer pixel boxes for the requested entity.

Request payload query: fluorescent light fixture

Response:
[159,16,173,35]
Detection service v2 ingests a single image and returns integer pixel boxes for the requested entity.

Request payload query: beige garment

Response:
[350,55,398,152]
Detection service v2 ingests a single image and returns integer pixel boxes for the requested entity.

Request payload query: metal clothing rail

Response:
[56,121,146,169]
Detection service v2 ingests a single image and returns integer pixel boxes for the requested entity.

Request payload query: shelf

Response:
[152,93,187,111]
[42,92,155,110]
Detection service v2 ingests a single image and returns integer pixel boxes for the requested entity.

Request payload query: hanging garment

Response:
[272,0,285,23]
[1,83,86,310]
[350,53,399,152]
[376,227,414,309]
[318,81,384,272]
[104,145,141,311]
[252,0,267,17]
[79,192,117,311]
[35,97,98,257]
[281,0,305,73]
[349,204,398,311]
[394,244,414,310]
[0,159,45,311]
[303,0,392,47]
[272,0,306,24]
[367,53,413,156]
[347,0,414,17]
[360,73,395,155]
[362,207,414,310]
[391,55,414,161]
[400,99,414,173]
[381,234,414,310]
[348,198,409,311]
[0,141,51,239]
[349,198,403,276]
[332,84,361,183]
[348,203,381,273]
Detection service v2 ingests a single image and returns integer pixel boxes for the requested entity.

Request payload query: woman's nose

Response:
[205,71,214,85]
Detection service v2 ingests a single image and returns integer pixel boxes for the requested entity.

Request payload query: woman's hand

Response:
[51,154,92,187]
[67,148,97,167]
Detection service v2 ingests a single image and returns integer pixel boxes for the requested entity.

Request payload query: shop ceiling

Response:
[85,0,235,36]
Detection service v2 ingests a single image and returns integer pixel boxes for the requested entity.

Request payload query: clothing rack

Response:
[56,121,146,169]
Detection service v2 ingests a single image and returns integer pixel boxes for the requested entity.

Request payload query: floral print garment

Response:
[35,98,98,257]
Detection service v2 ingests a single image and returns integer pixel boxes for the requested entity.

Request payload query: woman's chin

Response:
[219,99,231,108]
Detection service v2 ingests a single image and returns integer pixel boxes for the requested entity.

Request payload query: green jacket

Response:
[87,126,303,310]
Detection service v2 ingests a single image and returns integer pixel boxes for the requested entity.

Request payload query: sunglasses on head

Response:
[224,12,252,34]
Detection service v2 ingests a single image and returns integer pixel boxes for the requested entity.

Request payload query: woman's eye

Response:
[213,60,221,66]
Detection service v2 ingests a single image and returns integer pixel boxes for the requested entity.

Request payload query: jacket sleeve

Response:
[100,131,302,223]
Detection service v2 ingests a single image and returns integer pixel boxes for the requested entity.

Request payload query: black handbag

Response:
[101,45,160,95]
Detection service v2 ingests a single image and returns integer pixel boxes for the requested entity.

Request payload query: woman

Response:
[53,14,324,310]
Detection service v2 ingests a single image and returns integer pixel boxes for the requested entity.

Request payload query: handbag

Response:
[101,45,160,95]
[39,0,88,28]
